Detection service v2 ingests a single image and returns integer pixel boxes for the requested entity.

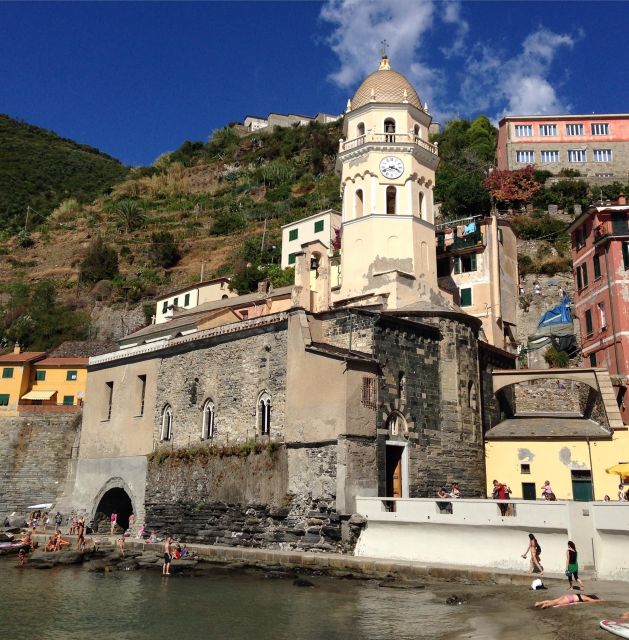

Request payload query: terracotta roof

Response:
[352,66,422,110]
[0,352,46,364]
[35,357,88,367]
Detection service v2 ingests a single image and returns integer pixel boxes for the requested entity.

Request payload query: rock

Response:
[379,580,425,590]
[0,533,14,542]
[117,558,139,571]
[293,578,315,587]
[445,594,467,605]
[28,549,83,567]
[86,560,110,572]
[170,558,198,572]
[348,514,366,526]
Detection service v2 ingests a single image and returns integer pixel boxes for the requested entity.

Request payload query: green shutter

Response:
[2,368,13,379]
[289,229,298,241]
[454,257,461,274]
[623,243,629,270]
[66,370,77,381]
[593,254,601,279]
[460,287,472,307]
[576,267,582,290]
[288,253,296,265]
[582,264,588,287]
[585,309,593,334]
[35,370,46,381]
[0,393,9,406]
[470,253,477,272]
[314,220,324,233]
[62,395,74,406]
[162,300,168,313]
[184,293,190,306]
[589,353,597,367]
[174,297,179,306]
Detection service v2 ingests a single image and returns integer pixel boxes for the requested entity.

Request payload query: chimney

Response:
[618,192,627,206]
[13,342,21,354]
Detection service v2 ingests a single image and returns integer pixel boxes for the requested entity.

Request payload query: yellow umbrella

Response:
[606,463,629,479]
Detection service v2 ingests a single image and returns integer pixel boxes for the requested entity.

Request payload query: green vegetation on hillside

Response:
[0,114,129,232]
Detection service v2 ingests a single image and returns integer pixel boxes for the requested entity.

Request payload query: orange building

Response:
[568,194,629,423]
[497,114,629,179]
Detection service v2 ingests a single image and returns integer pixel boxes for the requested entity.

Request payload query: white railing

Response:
[340,133,438,155]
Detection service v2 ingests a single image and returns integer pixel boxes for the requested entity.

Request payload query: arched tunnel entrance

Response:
[94,487,133,531]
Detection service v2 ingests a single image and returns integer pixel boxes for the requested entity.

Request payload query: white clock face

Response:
[380,156,404,179]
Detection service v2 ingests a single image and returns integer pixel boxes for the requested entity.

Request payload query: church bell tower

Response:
[335,53,440,309]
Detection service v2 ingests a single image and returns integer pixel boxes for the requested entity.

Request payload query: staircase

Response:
[594,369,625,431]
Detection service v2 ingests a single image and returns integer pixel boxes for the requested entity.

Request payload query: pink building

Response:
[568,194,629,423]
[497,114,629,179]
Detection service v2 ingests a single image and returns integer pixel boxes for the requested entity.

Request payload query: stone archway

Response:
[92,478,135,531]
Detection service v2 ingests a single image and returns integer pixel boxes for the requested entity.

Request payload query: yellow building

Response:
[0,348,87,416]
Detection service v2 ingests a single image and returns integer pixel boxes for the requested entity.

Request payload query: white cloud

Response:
[320,1,582,121]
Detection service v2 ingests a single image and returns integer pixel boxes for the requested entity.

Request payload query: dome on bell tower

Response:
[350,56,422,111]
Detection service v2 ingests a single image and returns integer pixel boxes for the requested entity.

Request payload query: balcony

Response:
[339,132,438,156]
[436,227,484,254]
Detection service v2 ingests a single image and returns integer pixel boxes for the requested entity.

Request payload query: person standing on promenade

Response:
[565,541,584,590]
[492,479,510,516]
[522,533,544,575]
[163,536,173,576]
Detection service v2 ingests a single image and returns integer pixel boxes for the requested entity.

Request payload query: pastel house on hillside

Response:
[0,347,87,415]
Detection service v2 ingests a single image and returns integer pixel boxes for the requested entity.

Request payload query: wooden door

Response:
[392,456,403,498]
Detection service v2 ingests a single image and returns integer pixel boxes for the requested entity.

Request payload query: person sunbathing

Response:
[535,593,601,608]
[54,530,70,551]
[45,536,56,552]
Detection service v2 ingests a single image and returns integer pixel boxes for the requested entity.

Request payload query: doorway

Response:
[571,470,593,501]
[95,487,134,530]
[522,482,536,500]
[385,444,405,497]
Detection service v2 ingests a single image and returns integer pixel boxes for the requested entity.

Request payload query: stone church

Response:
[59,55,515,549]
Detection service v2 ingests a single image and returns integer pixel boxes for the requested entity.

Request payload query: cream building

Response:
[281,209,341,269]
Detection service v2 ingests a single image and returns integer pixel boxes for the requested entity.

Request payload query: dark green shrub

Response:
[149,231,181,268]
[80,236,118,283]
[210,212,246,235]
[544,346,570,368]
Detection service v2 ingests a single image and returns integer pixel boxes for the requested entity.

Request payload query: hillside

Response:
[0,114,129,232]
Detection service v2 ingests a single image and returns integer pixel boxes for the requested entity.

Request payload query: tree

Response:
[80,236,119,283]
[483,165,541,209]
[109,199,146,234]
[149,231,181,269]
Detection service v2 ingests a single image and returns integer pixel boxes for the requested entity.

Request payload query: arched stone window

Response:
[356,122,365,138]
[201,399,215,440]
[386,411,407,437]
[257,392,271,436]
[161,404,173,441]
[386,186,396,215]
[355,189,364,218]
[384,118,396,142]
[418,191,424,218]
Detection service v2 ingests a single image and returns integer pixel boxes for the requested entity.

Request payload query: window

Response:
[66,370,78,381]
[173,297,179,306]
[138,375,146,416]
[593,149,612,162]
[516,150,535,163]
[355,189,364,218]
[568,149,587,163]
[386,186,396,215]
[2,368,13,379]
[566,123,584,136]
[540,150,560,163]
[314,220,324,233]
[585,309,593,336]
[35,370,46,382]
[356,122,365,137]
[539,124,557,136]
[514,124,532,137]
[201,399,215,439]
[454,254,477,274]
[575,226,586,250]
[0,394,9,406]
[460,287,472,307]
[161,405,173,441]
[591,123,609,136]
[589,353,597,367]
[162,300,168,313]
[184,293,190,306]
[257,392,271,436]
[289,228,298,241]
[418,191,424,218]
[520,463,531,474]
[288,253,297,265]
[437,258,450,277]
[413,124,420,138]
[63,395,74,406]
[105,381,114,421]
[576,266,582,290]
[598,302,607,329]
[361,377,377,410]
[593,254,601,279]
[398,372,406,404]
[384,118,396,141]
[623,243,629,270]
[581,263,589,288]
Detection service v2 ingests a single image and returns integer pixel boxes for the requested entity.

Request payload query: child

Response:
[565,540,584,590]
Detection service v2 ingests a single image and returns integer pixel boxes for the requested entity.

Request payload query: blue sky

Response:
[1,1,628,166]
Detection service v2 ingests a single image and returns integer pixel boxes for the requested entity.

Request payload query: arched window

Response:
[201,399,215,440]
[386,186,396,215]
[161,404,173,441]
[257,392,271,436]
[386,411,407,437]
[418,191,424,218]
[398,372,406,404]
[356,122,365,138]
[355,189,364,218]
[413,124,420,138]
[384,118,396,142]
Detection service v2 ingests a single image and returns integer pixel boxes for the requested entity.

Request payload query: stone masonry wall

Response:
[153,323,288,448]
[319,312,375,353]
[0,414,80,519]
